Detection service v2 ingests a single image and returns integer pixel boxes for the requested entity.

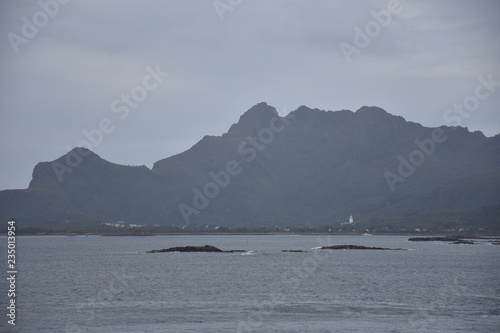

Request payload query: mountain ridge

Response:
[1,103,499,232]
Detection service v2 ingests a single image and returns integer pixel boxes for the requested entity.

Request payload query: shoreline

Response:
[3,232,500,238]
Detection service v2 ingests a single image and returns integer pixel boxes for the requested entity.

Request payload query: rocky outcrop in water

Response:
[451,239,476,245]
[408,236,488,245]
[147,245,245,253]
[320,245,404,250]
[408,237,461,242]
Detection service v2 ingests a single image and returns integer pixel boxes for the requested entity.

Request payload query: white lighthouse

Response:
[348,215,354,224]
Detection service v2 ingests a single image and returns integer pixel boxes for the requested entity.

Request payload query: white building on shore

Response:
[341,215,354,226]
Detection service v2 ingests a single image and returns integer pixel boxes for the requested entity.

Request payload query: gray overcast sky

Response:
[0,0,499,190]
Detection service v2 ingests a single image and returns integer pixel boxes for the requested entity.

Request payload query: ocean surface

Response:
[1,234,499,332]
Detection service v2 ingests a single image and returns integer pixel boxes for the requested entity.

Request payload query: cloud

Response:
[0,0,499,189]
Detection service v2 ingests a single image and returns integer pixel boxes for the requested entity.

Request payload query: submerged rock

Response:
[147,245,245,253]
[409,236,481,244]
[281,250,307,252]
[408,237,461,242]
[451,239,476,245]
[320,245,404,250]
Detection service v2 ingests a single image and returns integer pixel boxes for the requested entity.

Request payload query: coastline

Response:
[3,232,500,238]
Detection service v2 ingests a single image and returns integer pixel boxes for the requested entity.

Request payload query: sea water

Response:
[0,235,499,332]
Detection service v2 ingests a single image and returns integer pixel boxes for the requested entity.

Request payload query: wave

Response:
[237,250,257,255]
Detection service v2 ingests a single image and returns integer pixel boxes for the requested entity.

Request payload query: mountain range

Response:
[1,102,499,232]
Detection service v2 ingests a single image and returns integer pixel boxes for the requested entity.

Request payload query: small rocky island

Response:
[407,236,500,245]
[320,245,405,250]
[408,236,462,242]
[408,236,500,245]
[147,245,245,253]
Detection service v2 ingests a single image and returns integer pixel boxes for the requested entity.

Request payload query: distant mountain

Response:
[1,102,499,232]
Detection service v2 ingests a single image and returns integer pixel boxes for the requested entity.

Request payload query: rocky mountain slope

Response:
[1,102,499,231]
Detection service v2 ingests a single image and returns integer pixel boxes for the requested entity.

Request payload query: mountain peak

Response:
[28,147,104,188]
[54,147,104,166]
[354,106,408,125]
[239,102,278,120]
[355,106,390,116]
[226,102,279,137]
